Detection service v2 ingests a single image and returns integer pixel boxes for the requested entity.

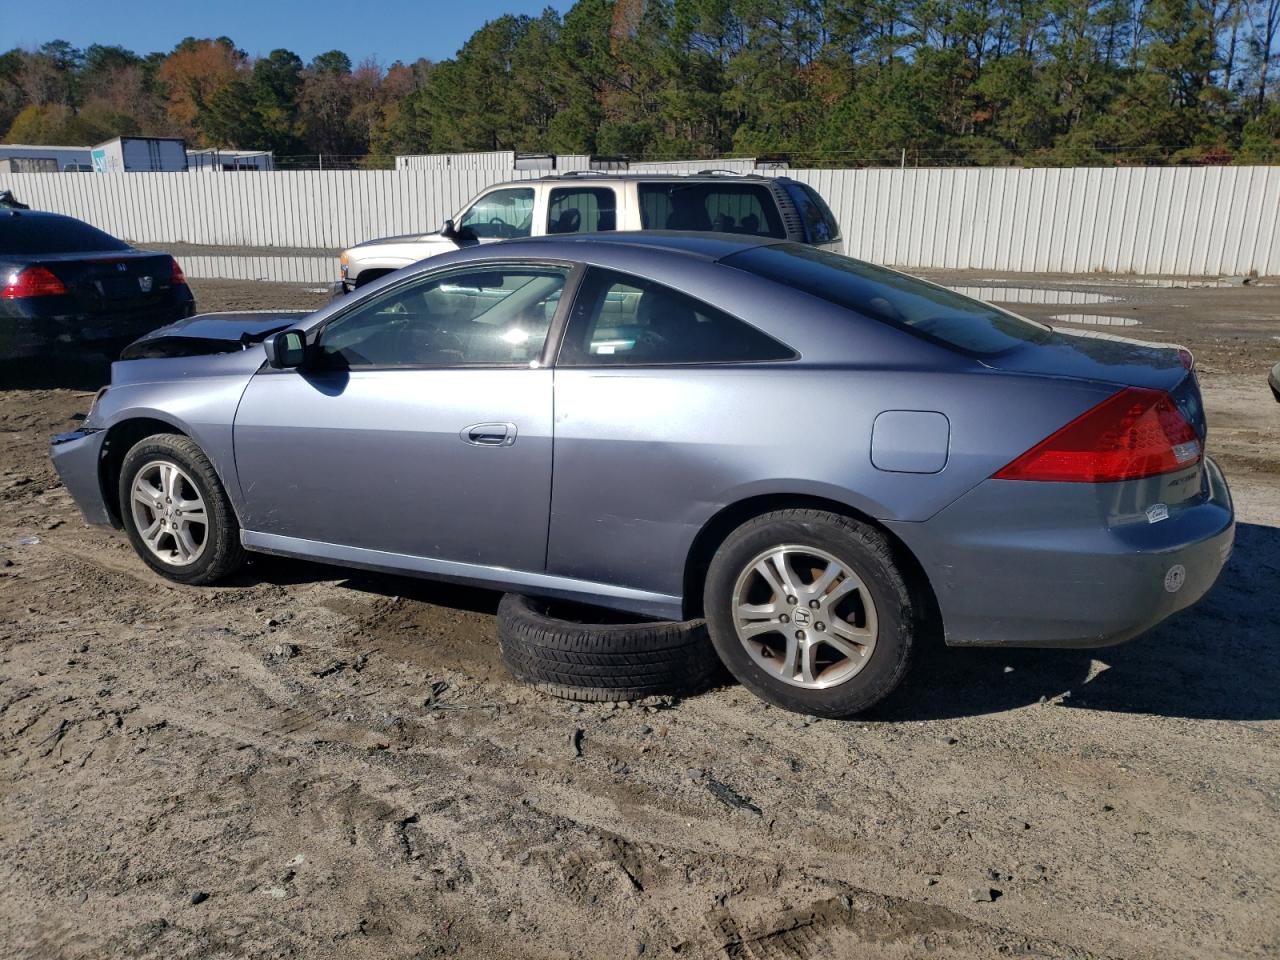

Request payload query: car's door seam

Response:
[543,364,556,573]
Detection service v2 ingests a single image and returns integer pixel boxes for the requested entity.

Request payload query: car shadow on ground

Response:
[0,357,114,391]
[874,521,1280,724]
[227,524,1278,724]
[238,553,502,617]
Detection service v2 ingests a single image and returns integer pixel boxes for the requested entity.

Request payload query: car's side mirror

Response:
[264,329,307,369]
[441,218,457,239]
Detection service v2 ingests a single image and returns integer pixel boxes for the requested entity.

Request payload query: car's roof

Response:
[0,209,62,220]
[539,171,787,180]
[480,230,785,262]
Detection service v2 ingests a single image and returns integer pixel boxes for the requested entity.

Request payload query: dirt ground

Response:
[1,273,1278,960]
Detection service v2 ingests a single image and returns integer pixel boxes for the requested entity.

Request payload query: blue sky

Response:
[4,0,576,66]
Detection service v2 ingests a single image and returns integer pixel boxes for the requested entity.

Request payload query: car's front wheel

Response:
[703,509,915,718]
[118,433,246,585]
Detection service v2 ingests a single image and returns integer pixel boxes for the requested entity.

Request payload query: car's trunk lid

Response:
[989,326,1205,436]
[986,326,1190,389]
[987,326,1210,511]
[34,250,179,315]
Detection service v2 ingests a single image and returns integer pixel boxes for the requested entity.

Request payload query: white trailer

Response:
[395,152,633,173]
[0,157,58,173]
[91,137,188,173]
[395,151,516,171]
[628,158,760,174]
[0,144,93,172]
[187,148,274,172]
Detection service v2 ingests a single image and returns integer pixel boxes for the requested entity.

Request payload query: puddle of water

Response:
[1050,314,1141,327]
[1045,277,1260,289]
[946,285,1123,305]
[179,255,335,284]
[955,277,1263,290]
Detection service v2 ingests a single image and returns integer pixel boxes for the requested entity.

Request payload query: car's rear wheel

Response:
[703,509,915,718]
[118,433,246,585]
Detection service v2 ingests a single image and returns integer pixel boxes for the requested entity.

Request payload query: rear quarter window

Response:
[0,215,130,255]
[559,267,795,366]
[725,243,1050,356]
[783,182,841,243]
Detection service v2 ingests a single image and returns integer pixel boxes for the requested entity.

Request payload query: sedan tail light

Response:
[994,386,1202,483]
[170,258,188,286]
[2,266,68,299]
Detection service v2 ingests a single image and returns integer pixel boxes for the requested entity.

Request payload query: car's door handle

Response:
[460,422,517,447]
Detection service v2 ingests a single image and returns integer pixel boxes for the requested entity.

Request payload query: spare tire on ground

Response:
[496,593,721,702]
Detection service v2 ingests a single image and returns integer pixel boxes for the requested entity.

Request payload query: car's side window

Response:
[456,188,535,240]
[316,266,568,368]
[782,181,842,244]
[636,183,786,238]
[547,187,618,234]
[558,268,795,366]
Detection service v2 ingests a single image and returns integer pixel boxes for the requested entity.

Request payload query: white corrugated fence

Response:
[2,165,1276,275]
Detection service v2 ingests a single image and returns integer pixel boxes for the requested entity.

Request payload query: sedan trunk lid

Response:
[31,249,181,316]
[984,326,1189,391]
[984,326,1205,438]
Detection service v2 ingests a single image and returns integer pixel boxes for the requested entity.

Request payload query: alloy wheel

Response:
[730,544,878,690]
[129,460,209,567]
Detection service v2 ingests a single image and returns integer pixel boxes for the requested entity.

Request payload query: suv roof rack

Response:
[541,170,613,179]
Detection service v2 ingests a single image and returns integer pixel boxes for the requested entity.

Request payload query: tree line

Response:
[2,0,1277,166]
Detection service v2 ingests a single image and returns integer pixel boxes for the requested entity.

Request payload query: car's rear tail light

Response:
[170,258,188,286]
[2,266,67,299]
[994,386,1202,483]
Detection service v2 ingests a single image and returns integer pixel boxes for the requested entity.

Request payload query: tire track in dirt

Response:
[3,280,1280,959]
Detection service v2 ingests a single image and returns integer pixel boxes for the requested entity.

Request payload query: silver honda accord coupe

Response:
[49,233,1234,716]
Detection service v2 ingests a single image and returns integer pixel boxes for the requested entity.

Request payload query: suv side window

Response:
[547,187,617,233]
[317,265,568,367]
[558,268,794,366]
[457,187,535,239]
[637,182,786,239]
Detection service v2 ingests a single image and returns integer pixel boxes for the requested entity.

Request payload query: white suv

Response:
[336,172,843,293]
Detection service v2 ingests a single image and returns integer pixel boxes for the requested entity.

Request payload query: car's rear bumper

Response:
[49,428,115,527]
[1,295,195,360]
[887,457,1235,648]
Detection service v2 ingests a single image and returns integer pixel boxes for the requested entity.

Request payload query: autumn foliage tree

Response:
[154,37,244,140]
[0,0,1276,165]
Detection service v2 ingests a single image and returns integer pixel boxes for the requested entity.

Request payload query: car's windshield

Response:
[724,242,1050,356]
[0,215,130,255]
[457,188,535,240]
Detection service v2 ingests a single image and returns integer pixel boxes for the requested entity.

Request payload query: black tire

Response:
[703,509,915,719]
[118,433,247,585]
[496,594,721,702]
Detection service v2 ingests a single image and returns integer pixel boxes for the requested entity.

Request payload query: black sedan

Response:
[1,209,194,361]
